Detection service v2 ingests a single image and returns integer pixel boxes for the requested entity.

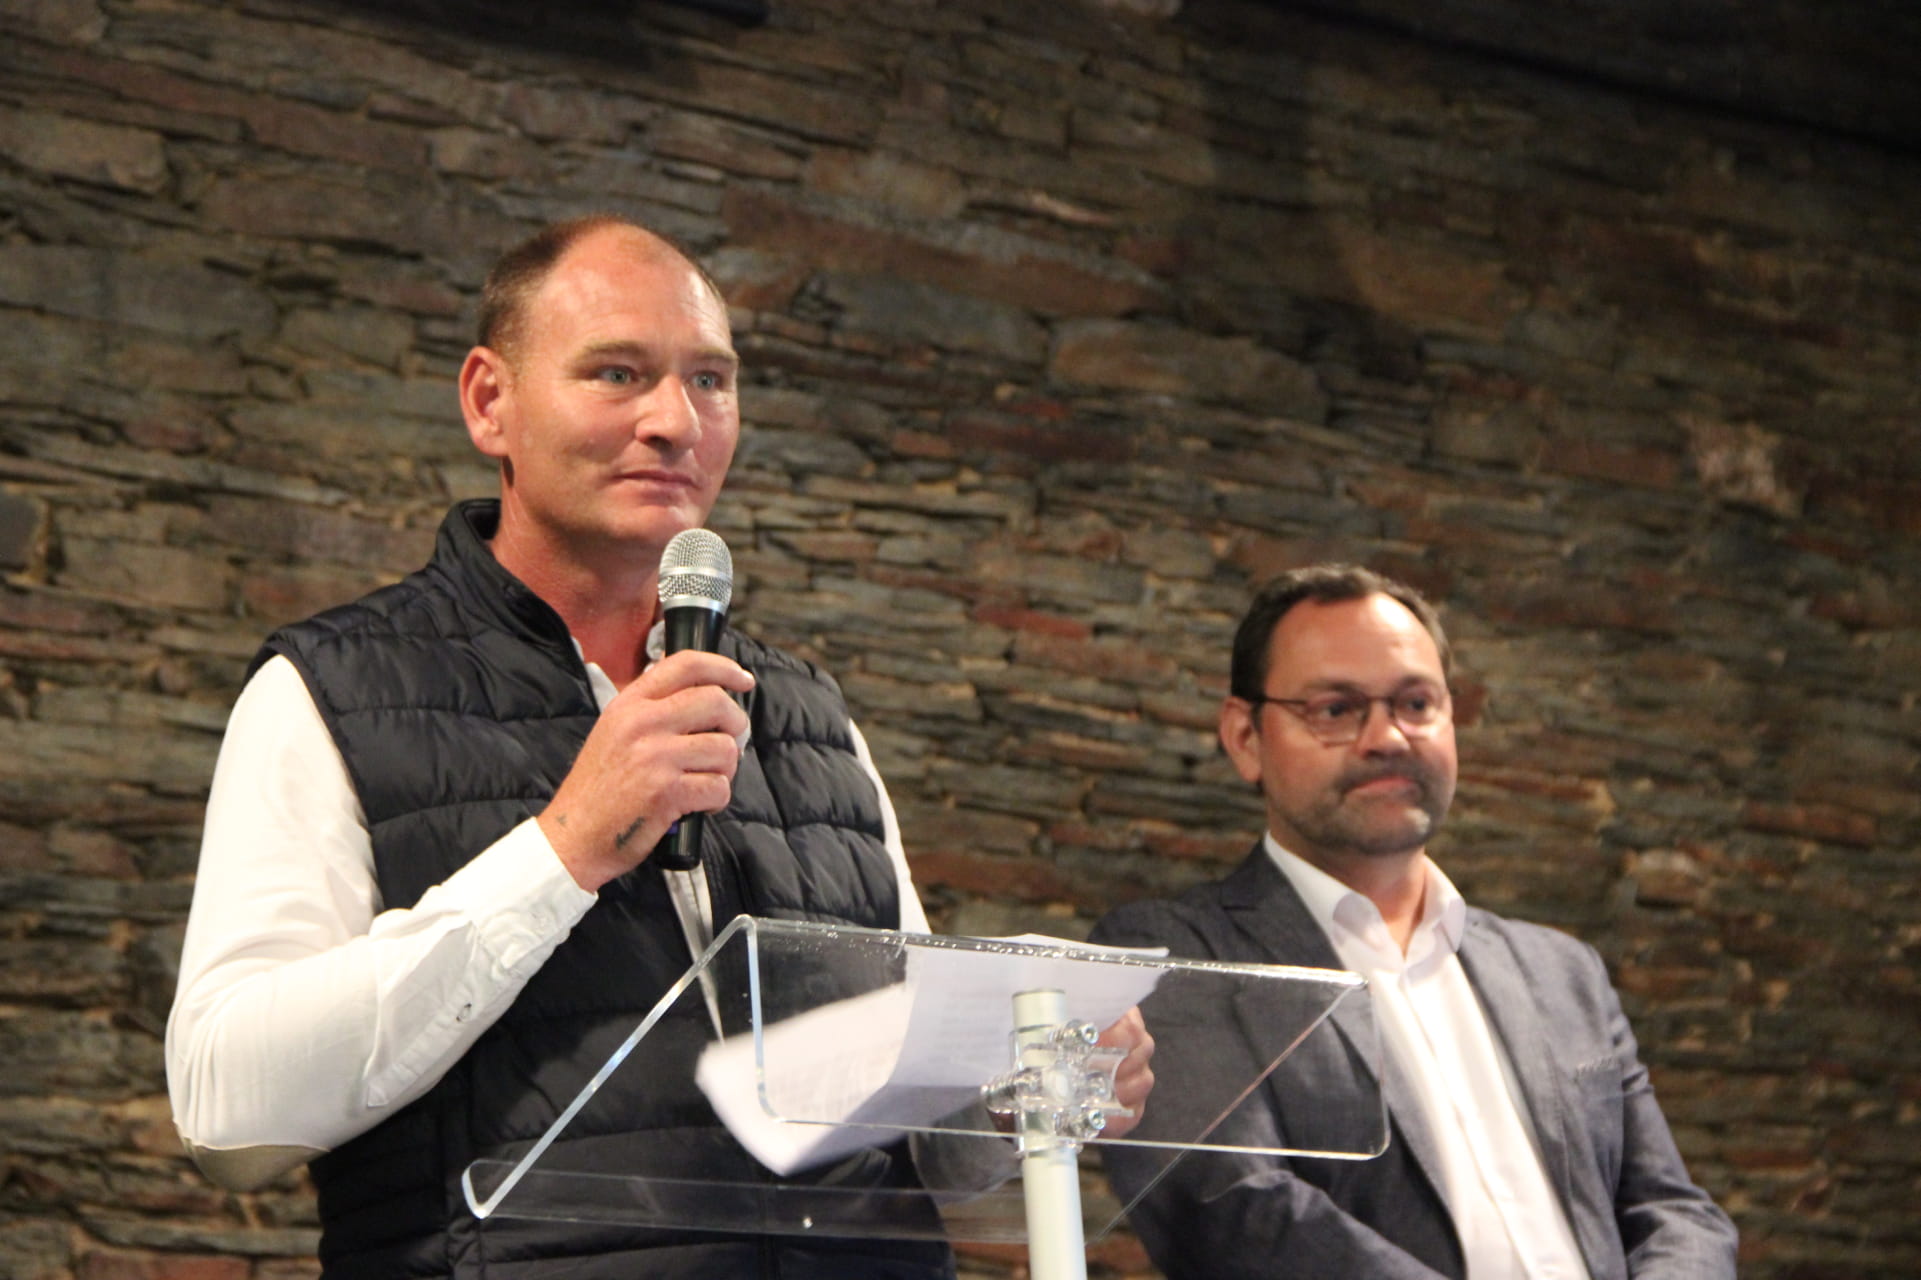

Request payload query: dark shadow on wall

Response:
[324,0,769,51]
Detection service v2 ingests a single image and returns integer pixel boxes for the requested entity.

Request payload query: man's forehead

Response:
[542,230,700,296]
[564,221,679,263]
[523,230,732,350]
[1270,595,1443,671]
[575,336,739,366]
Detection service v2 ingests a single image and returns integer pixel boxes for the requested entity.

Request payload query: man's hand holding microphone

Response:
[541,530,747,891]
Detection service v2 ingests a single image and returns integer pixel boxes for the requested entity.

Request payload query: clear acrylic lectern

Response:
[463,917,1385,1280]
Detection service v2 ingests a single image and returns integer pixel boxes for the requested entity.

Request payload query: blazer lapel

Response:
[1223,855,1371,1057]
[1219,848,1450,1188]
[1456,913,1576,1208]
[1219,845,1342,969]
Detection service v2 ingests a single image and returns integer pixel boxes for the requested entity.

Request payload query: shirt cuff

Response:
[430,816,599,974]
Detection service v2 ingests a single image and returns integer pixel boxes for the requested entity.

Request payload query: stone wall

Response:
[2,1,1917,1276]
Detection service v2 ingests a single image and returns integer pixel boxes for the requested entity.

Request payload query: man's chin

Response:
[1342,809,1440,858]
[603,505,709,551]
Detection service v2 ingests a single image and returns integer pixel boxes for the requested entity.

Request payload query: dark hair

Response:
[1229,564,1451,699]
[475,215,722,361]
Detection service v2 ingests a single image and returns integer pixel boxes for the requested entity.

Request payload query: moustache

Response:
[1337,764,1430,796]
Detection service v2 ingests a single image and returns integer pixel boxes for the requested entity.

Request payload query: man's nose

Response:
[637,375,701,447]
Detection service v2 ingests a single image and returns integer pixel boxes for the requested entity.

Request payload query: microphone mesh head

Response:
[658,528,733,611]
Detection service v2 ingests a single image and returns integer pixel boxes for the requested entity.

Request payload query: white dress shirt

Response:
[167,628,927,1174]
[1266,835,1590,1280]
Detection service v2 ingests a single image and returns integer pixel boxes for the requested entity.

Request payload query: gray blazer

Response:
[1091,846,1737,1280]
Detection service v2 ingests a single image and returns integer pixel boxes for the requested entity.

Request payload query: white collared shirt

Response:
[166,626,925,1162]
[1266,836,1590,1280]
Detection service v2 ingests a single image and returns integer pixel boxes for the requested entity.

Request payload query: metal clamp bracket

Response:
[981,1017,1128,1152]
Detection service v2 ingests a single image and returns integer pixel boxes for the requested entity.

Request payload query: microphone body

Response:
[652,529,734,872]
[663,601,725,657]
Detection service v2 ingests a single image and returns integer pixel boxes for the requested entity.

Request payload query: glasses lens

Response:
[1302,695,1365,743]
[1265,688,1449,743]
[1393,689,1444,728]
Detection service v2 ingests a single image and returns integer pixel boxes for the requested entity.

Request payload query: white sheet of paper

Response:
[694,933,1167,1175]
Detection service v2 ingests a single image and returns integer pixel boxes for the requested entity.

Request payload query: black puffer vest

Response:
[256,500,953,1280]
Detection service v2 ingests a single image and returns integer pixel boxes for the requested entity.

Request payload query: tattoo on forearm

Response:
[614,815,647,849]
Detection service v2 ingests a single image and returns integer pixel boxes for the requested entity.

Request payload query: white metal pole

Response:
[1013,988,1088,1280]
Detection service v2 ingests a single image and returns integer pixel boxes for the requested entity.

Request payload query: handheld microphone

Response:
[652,528,734,872]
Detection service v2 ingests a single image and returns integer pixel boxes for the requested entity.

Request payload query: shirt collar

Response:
[581,623,752,753]
[1263,833,1468,955]
[577,620,669,711]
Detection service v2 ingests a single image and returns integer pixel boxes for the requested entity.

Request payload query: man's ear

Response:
[459,346,511,459]
[1219,697,1265,785]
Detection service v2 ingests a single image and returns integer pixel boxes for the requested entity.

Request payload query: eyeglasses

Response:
[1245,685,1451,746]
